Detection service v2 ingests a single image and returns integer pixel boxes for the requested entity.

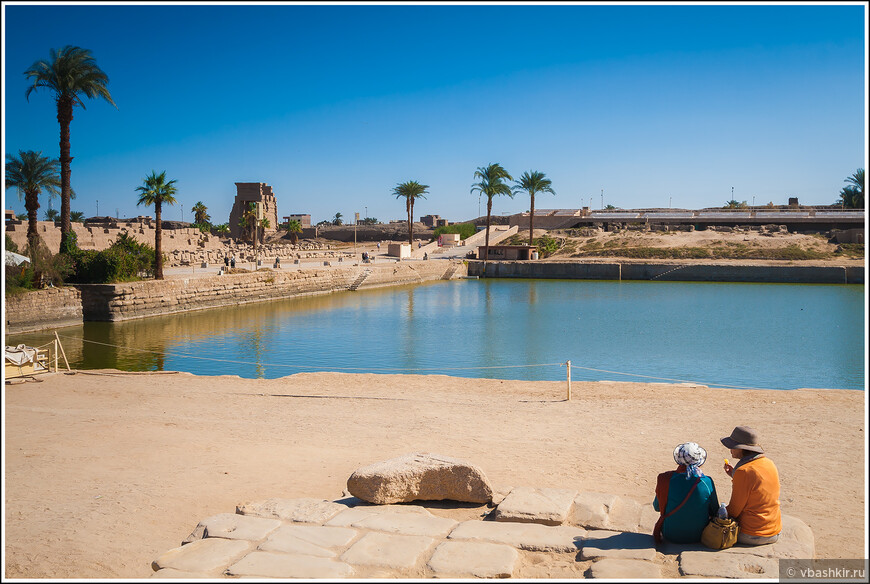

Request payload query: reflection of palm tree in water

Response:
[247,326,266,378]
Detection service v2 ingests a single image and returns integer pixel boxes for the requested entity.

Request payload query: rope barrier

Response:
[53,333,779,390]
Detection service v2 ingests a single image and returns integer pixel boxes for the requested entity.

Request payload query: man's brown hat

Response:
[721,426,764,453]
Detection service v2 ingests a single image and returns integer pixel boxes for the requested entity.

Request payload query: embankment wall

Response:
[5,287,83,335]
[467,261,864,284]
[5,260,466,333]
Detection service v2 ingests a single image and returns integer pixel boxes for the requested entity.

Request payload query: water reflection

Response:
[4,280,865,390]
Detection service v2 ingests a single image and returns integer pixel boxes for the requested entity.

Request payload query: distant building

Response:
[5,210,17,222]
[283,214,311,227]
[229,182,278,239]
[420,214,449,227]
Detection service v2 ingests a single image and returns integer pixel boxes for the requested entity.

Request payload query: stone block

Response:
[353,511,458,538]
[197,512,281,541]
[580,530,657,561]
[339,532,435,570]
[448,519,584,552]
[325,504,434,527]
[679,550,780,578]
[572,492,654,533]
[236,498,347,524]
[587,558,663,579]
[151,538,251,573]
[493,487,577,526]
[260,524,358,555]
[427,540,518,578]
[149,568,213,579]
[347,453,493,504]
[227,551,354,579]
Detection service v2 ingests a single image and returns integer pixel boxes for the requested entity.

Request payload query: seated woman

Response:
[721,426,781,545]
[654,442,719,544]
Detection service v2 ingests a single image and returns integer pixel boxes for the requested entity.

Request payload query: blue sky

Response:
[3,2,867,227]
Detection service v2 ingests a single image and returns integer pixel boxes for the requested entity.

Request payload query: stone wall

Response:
[75,260,466,323]
[4,287,83,334]
[468,261,864,284]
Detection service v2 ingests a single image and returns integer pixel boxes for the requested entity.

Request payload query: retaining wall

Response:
[74,260,464,324]
[468,261,864,284]
[4,287,84,334]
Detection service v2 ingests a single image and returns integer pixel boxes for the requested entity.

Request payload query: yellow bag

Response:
[701,517,739,549]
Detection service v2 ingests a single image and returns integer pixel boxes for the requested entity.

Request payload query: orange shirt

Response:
[726,455,782,537]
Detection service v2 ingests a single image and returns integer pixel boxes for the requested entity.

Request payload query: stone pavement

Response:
[151,490,814,579]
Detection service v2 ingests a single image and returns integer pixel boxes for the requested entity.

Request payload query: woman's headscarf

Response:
[673,442,707,479]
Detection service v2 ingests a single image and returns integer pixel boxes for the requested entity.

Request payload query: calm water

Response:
[7,279,865,390]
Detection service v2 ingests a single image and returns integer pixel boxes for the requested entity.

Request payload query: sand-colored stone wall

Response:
[75,260,465,323]
[4,287,83,334]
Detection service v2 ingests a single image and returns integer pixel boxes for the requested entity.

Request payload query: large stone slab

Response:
[236,498,347,524]
[427,540,519,578]
[259,525,358,557]
[572,492,657,533]
[149,568,213,579]
[347,452,493,504]
[353,511,458,538]
[679,550,780,578]
[587,558,663,579]
[722,515,815,560]
[195,512,282,541]
[152,538,251,573]
[339,532,435,570]
[448,519,585,552]
[325,504,433,527]
[493,487,578,526]
[580,530,657,561]
[227,551,355,578]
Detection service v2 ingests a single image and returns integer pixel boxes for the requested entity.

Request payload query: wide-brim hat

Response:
[721,426,764,453]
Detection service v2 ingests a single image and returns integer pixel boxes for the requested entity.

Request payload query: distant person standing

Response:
[274,256,280,268]
[230,255,236,269]
[377,242,381,251]
[224,256,229,268]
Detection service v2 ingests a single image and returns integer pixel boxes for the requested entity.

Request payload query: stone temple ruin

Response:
[228,182,279,241]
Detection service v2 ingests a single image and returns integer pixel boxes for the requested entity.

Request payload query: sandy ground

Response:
[3,370,866,578]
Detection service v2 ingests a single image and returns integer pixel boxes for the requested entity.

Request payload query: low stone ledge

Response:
[587,558,664,579]
[580,530,657,561]
[226,550,355,579]
[236,497,347,524]
[152,538,251,573]
[195,512,282,541]
[493,487,578,526]
[678,550,780,579]
[352,511,458,538]
[339,532,436,570]
[448,519,584,552]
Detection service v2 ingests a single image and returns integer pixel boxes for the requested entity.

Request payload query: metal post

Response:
[566,360,572,401]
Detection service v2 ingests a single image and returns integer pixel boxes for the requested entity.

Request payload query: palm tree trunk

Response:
[406,198,412,245]
[155,202,163,280]
[484,196,493,274]
[25,188,40,250]
[57,98,74,252]
[529,193,535,247]
[410,199,415,246]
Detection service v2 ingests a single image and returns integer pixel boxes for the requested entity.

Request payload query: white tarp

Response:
[5,344,37,366]
[5,251,31,266]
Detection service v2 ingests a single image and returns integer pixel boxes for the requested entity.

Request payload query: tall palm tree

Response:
[512,170,556,247]
[470,163,513,268]
[135,170,177,280]
[392,180,429,245]
[191,201,210,225]
[240,202,260,252]
[24,46,116,253]
[5,150,61,250]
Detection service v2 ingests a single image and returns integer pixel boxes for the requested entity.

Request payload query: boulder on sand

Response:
[347,453,493,505]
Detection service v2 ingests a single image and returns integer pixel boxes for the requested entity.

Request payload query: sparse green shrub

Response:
[65,231,155,283]
[535,235,560,257]
[433,223,477,241]
[6,233,19,253]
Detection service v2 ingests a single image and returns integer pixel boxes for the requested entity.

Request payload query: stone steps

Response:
[150,491,814,579]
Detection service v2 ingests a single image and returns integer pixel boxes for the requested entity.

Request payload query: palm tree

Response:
[135,170,177,280]
[240,202,259,252]
[286,219,302,244]
[5,150,61,250]
[512,170,555,247]
[24,46,116,253]
[332,212,344,226]
[392,180,429,246]
[839,169,865,209]
[71,211,85,222]
[470,163,513,268]
[44,208,59,222]
[191,201,210,225]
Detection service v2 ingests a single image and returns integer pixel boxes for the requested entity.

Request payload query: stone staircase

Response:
[150,488,814,579]
[440,263,462,280]
[348,269,372,291]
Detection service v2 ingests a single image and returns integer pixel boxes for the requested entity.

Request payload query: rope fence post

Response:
[566,360,571,401]
[54,338,59,373]
[54,331,71,371]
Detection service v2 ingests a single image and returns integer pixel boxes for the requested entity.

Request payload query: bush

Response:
[66,231,155,283]
[433,223,477,241]
[535,235,561,257]
[6,233,19,253]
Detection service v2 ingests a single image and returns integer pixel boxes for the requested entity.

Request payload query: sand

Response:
[3,369,866,578]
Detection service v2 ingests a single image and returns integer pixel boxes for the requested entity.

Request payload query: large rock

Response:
[346,453,493,504]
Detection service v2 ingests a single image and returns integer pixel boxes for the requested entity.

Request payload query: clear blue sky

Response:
[3,2,867,227]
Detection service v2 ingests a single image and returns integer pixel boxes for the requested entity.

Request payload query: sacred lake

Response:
[6,279,865,390]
